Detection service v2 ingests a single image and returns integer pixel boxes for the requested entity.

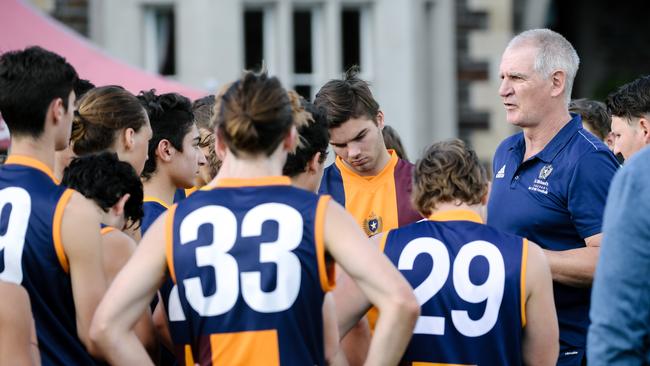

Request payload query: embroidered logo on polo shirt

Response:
[363,212,383,236]
[538,164,553,180]
[495,165,506,179]
[528,164,553,194]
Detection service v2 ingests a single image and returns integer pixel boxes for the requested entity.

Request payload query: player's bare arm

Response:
[102,229,156,355]
[91,213,169,365]
[323,292,349,366]
[324,201,419,366]
[0,282,39,366]
[61,191,108,357]
[523,241,559,365]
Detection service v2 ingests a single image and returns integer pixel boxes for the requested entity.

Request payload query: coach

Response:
[487,29,619,366]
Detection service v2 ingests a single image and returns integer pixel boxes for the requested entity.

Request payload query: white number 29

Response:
[178,203,303,317]
[398,238,505,337]
[0,187,31,284]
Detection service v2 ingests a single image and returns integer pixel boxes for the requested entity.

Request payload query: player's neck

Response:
[290,173,317,193]
[143,174,176,207]
[430,202,485,220]
[9,136,57,172]
[215,150,285,180]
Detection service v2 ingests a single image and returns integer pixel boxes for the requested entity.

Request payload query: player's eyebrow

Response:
[330,128,368,148]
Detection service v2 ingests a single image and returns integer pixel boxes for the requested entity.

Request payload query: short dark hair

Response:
[283,96,329,177]
[0,46,78,137]
[412,139,488,216]
[74,78,95,100]
[314,66,380,129]
[62,152,144,229]
[138,90,194,180]
[569,99,610,140]
[606,75,650,124]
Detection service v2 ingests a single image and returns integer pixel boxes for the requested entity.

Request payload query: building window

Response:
[292,6,322,100]
[244,9,264,71]
[341,5,372,75]
[143,6,176,76]
[293,10,313,74]
[243,6,276,73]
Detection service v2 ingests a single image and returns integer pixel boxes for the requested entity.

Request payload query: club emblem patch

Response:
[363,212,383,236]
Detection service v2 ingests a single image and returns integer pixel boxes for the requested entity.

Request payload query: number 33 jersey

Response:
[166,177,335,366]
[382,209,527,366]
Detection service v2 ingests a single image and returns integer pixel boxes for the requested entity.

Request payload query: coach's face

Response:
[498,44,553,128]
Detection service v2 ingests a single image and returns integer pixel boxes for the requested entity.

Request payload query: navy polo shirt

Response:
[487,114,619,349]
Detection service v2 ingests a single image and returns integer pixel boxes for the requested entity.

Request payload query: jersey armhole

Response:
[166,205,178,284]
[52,189,74,273]
[520,238,529,328]
[315,195,335,292]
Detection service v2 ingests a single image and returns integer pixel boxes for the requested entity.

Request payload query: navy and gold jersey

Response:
[142,196,171,235]
[0,155,99,365]
[165,176,335,366]
[382,210,527,366]
[319,150,421,236]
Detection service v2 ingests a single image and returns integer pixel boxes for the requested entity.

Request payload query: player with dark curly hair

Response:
[62,151,155,354]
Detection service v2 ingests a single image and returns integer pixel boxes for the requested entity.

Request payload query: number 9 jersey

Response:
[381,209,527,366]
[165,177,335,366]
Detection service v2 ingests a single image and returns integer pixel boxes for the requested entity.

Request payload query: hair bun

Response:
[70,110,87,143]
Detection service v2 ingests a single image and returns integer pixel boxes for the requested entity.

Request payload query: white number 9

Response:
[451,240,505,337]
[0,187,31,284]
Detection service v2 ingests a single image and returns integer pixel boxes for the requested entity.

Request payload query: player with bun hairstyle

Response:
[91,71,419,365]
[71,85,152,175]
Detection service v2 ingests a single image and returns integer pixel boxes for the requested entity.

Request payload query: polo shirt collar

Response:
[508,113,583,164]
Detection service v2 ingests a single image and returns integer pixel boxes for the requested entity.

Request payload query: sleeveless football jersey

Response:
[142,196,170,235]
[166,176,334,366]
[382,210,527,366]
[0,155,99,365]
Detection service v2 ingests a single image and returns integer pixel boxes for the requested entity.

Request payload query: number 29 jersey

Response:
[382,209,527,366]
[166,177,335,366]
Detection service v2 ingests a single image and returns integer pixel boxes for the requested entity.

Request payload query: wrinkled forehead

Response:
[500,44,538,73]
